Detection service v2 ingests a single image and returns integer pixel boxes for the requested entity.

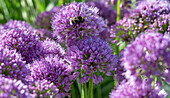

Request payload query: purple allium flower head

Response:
[114,54,126,84]
[151,13,170,34]
[29,55,77,97]
[66,36,117,84]
[51,2,108,43]
[0,47,30,83]
[87,1,117,26]
[132,0,170,31]
[0,77,34,98]
[110,0,170,43]
[35,6,60,30]
[4,20,33,30]
[110,18,136,43]
[26,78,59,98]
[110,80,165,98]
[34,29,53,40]
[122,32,170,84]
[0,28,42,63]
[40,39,65,58]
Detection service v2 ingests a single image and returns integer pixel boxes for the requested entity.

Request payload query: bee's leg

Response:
[73,23,77,28]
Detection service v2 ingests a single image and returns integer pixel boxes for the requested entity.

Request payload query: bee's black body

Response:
[70,16,85,27]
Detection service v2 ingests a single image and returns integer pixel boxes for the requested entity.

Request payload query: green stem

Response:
[71,84,76,98]
[152,76,157,89]
[96,70,101,98]
[88,71,93,98]
[81,83,87,98]
[81,69,87,98]
[23,0,31,23]
[116,0,121,22]
[116,0,121,55]
[96,84,101,98]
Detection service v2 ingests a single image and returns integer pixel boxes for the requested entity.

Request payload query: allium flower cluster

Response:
[135,0,170,19]
[0,28,41,63]
[87,1,117,26]
[27,79,59,98]
[35,6,60,30]
[0,77,34,98]
[110,18,136,43]
[3,20,33,30]
[0,47,29,83]
[122,32,170,84]
[29,55,78,97]
[151,13,170,34]
[66,36,117,84]
[40,39,65,58]
[110,80,166,98]
[51,2,108,43]
[110,0,170,43]
[34,29,53,40]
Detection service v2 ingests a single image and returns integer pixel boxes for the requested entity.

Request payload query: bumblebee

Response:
[70,16,85,27]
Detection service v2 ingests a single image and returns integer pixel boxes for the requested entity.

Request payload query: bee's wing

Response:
[70,18,73,25]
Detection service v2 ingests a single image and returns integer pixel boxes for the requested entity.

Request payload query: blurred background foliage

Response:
[0,0,86,25]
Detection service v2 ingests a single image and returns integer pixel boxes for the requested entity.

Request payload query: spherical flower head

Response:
[87,1,117,26]
[110,80,165,98]
[0,47,30,83]
[131,0,170,32]
[0,77,34,98]
[136,0,170,19]
[111,0,170,43]
[34,29,53,40]
[66,36,117,84]
[51,2,108,43]
[29,55,77,97]
[4,20,33,30]
[35,6,60,30]
[110,19,136,43]
[0,28,42,63]
[27,78,59,98]
[151,13,170,34]
[40,39,65,58]
[122,32,170,84]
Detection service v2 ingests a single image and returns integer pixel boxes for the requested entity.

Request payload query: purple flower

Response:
[66,36,117,84]
[35,6,60,30]
[0,77,34,98]
[106,0,132,9]
[26,78,59,98]
[40,39,65,58]
[0,28,41,63]
[51,2,108,43]
[34,29,53,40]
[0,47,30,83]
[28,55,77,97]
[110,80,166,98]
[122,32,170,84]
[0,24,3,29]
[114,54,126,84]
[4,20,33,30]
[87,1,117,26]
[110,0,170,43]
[151,13,170,34]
